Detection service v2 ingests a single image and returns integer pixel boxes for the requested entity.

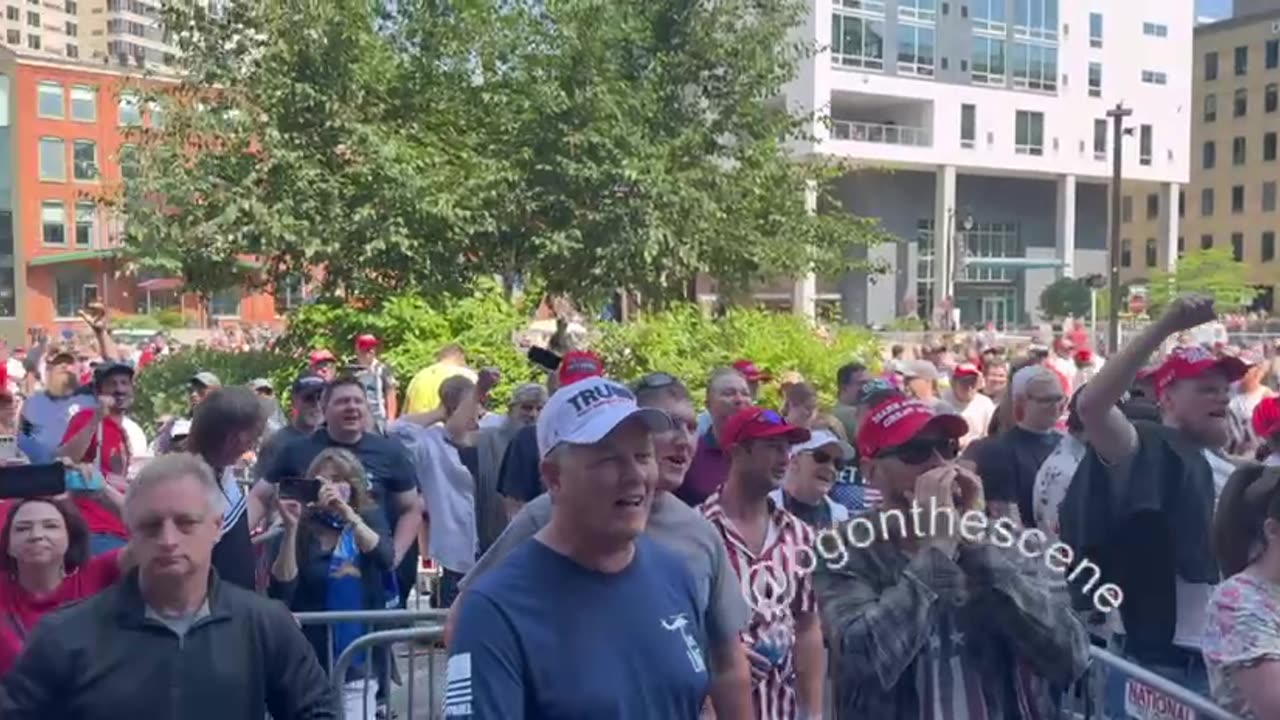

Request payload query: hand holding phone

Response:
[278,477,320,504]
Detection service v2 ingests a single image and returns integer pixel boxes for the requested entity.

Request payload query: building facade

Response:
[2,0,183,69]
[0,0,84,60]
[785,0,1194,327]
[0,47,284,346]
[1121,9,1280,314]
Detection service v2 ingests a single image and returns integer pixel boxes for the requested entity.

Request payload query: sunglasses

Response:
[755,408,784,425]
[877,436,959,465]
[633,372,679,393]
[806,449,848,471]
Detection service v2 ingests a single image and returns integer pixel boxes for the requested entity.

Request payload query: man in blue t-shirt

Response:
[447,377,710,719]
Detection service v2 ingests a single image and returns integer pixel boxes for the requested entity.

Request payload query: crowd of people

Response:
[3,296,1280,718]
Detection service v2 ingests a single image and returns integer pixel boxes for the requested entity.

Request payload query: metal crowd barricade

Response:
[295,609,448,720]
[1058,646,1242,720]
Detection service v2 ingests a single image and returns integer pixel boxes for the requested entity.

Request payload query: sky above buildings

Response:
[1197,0,1232,19]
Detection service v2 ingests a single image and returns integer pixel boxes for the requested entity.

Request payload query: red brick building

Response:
[0,48,288,346]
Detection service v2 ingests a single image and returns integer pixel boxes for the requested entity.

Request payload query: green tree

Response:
[110,0,888,308]
[1145,247,1259,315]
[1038,277,1092,319]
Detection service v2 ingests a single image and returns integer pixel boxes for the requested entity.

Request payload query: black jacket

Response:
[0,569,337,720]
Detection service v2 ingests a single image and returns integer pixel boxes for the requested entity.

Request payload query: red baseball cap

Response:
[952,362,981,380]
[558,350,604,387]
[1074,348,1094,364]
[1153,346,1247,397]
[1254,397,1280,439]
[732,359,772,383]
[309,349,336,366]
[856,396,968,459]
[355,334,379,350]
[719,406,810,450]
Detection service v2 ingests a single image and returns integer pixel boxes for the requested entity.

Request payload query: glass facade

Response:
[0,74,13,317]
[915,219,1024,327]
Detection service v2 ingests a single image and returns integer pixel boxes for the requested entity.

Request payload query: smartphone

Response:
[527,347,562,373]
[278,477,320,503]
[0,463,66,500]
[0,436,17,462]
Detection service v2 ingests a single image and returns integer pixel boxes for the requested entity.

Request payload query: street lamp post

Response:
[943,208,974,331]
[1106,103,1133,354]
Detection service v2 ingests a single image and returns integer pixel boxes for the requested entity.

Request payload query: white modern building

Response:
[786,0,1194,327]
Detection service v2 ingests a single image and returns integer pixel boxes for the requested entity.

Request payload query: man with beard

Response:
[56,361,136,555]
[449,374,754,718]
[255,374,326,477]
[703,406,824,720]
[1068,294,1245,698]
[679,368,753,507]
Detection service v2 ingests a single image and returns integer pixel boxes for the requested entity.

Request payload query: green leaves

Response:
[1038,277,1092,320]
[113,0,886,307]
[1145,247,1259,315]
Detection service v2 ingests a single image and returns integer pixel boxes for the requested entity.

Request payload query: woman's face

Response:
[8,501,69,568]
[314,463,354,504]
[784,400,818,429]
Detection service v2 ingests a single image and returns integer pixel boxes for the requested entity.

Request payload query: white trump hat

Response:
[536,377,673,458]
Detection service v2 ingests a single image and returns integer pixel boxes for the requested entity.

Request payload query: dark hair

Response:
[1066,387,1085,434]
[321,375,366,406]
[783,382,818,410]
[890,345,904,359]
[439,374,476,415]
[188,386,269,460]
[436,344,465,361]
[634,374,692,407]
[836,362,867,389]
[1214,464,1280,576]
[0,497,90,577]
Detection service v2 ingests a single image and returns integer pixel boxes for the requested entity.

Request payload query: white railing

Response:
[831,120,931,147]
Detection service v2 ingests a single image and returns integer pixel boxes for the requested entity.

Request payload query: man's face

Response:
[314,362,336,382]
[789,444,844,498]
[1056,340,1074,360]
[905,376,933,399]
[649,397,697,493]
[325,384,369,434]
[707,374,751,425]
[862,429,952,509]
[1164,372,1232,447]
[47,358,75,390]
[951,375,978,402]
[1016,378,1066,432]
[983,365,1008,396]
[508,398,544,427]
[188,382,212,408]
[541,418,657,544]
[126,475,220,582]
[294,390,324,428]
[734,437,791,493]
[839,371,869,404]
[101,374,134,412]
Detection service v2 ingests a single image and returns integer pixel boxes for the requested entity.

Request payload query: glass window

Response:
[1121,238,1131,268]
[1141,70,1167,85]
[118,144,139,180]
[1269,40,1280,70]
[1267,84,1278,114]
[832,12,886,70]
[974,0,1007,33]
[1201,234,1214,250]
[117,92,141,126]
[1139,124,1152,166]
[1206,51,1219,81]
[1264,181,1277,212]
[896,24,935,76]
[74,202,95,247]
[69,85,95,122]
[1265,232,1276,262]
[1088,12,1102,48]
[1146,194,1159,220]
[1011,41,1057,92]
[1121,195,1133,223]
[1232,185,1245,213]
[1179,190,1186,218]
[0,210,13,318]
[1267,132,1277,162]
[1202,188,1215,216]
[1232,233,1244,261]
[4,7,15,20]
[971,35,1006,85]
[274,276,309,316]
[898,0,936,22]
[1088,62,1102,97]
[41,201,66,245]
[53,266,92,319]
[38,137,65,181]
[1236,45,1248,76]
[960,104,975,147]
[27,33,40,50]
[1014,110,1044,155]
[1205,93,1217,122]
[36,81,62,119]
[0,75,8,128]
[209,288,241,318]
[1145,238,1157,267]
[1142,22,1168,38]
[1204,141,1216,169]
[1092,118,1107,158]
[1179,235,1186,257]
[1233,136,1247,165]
[1013,0,1057,41]
[25,11,36,27]
[1235,88,1248,117]
[72,140,97,181]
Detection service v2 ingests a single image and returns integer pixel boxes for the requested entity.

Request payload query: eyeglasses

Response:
[877,437,959,465]
[806,449,848,471]
[633,372,679,393]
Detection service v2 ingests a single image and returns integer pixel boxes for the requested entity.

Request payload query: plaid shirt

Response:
[702,492,817,720]
[813,518,1089,719]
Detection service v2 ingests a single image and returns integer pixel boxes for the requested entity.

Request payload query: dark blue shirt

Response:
[495,425,541,502]
[445,536,710,719]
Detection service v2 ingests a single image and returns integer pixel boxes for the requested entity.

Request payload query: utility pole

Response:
[1106,103,1133,355]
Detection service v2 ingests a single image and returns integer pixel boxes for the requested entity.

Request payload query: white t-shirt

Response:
[1173,449,1237,650]
[121,416,148,460]
[940,389,994,447]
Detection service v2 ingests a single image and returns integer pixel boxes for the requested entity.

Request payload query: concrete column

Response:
[1159,182,1180,272]
[1055,174,1077,279]
[932,165,956,322]
[792,180,818,320]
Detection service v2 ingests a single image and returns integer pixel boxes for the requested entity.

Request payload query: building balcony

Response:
[831,119,931,147]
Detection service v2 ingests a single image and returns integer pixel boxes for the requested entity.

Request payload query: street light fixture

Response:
[1106,102,1133,354]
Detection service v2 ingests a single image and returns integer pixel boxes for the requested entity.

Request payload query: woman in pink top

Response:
[0,496,126,676]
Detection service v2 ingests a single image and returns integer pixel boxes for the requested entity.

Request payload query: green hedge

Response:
[132,348,301,432]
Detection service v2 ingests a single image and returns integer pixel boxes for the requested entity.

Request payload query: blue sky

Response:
[1197,0,1231,18]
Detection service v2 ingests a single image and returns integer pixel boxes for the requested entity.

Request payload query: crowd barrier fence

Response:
[1059,646,1242,720]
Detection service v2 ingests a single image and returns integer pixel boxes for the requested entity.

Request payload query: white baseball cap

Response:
[789,429,855,461]
[536,377,673,457]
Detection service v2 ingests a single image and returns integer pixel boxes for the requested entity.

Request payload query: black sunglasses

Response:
[755,408,785,425]
[878,436,959,465]
[807,449,848,471]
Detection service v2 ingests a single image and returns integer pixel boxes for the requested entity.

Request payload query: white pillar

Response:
[932,165,956,321]
[792,181,818,320]
[1055,174,1077,279]
[1160,182,1180,272]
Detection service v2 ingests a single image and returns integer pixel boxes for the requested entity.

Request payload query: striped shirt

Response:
[701,492,816,720]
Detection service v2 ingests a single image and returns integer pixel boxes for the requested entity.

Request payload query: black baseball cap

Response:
[292,374,326,396]
[93,362,135,388]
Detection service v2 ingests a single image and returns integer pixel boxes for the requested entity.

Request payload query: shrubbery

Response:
[132,348,300,432]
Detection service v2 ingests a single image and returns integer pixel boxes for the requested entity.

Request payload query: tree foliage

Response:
[111,0,887,307]
[1038,277,1091,320]
[1145,247,1259,315]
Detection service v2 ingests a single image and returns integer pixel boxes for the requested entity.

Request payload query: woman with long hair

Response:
[269,447,394,719]
[0,495,126,675]
[1203,464,1280,718]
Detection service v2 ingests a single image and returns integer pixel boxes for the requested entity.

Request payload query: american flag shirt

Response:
[701,492,817,720]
